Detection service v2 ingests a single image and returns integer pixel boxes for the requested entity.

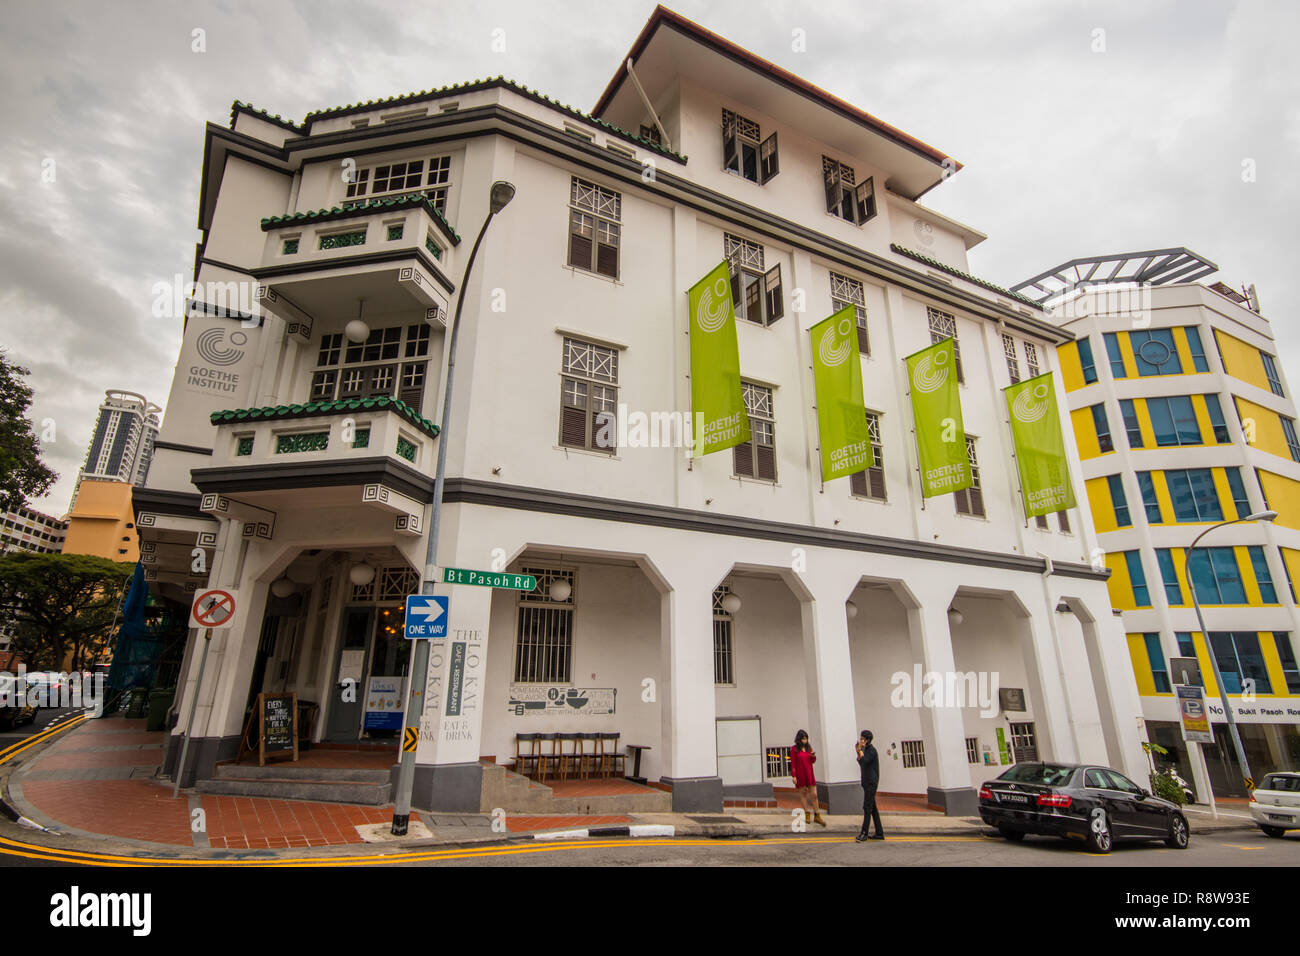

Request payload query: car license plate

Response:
[1268,813,1290,822]
[998,793,1030,805]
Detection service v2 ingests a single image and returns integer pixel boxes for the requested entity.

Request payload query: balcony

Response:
[191,397,440,538]
[252,194,461,330]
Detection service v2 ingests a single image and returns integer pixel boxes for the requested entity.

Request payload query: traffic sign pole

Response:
[172,628,213,799]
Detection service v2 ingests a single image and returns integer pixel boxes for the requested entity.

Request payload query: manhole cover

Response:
[687,815,744,824]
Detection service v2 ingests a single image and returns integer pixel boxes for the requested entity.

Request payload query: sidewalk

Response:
[2,718,1257,856]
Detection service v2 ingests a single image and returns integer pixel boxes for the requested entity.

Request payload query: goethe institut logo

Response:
[186,326,248,395]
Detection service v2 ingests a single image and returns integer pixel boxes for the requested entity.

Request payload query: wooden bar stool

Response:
[537,732,561,781]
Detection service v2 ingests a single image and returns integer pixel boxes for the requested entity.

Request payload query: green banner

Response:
[1004,371,1077,517]
[811,307,871,480]
[688,261,750,456]
[905,337,971,497]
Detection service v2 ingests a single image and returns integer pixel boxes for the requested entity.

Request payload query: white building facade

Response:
[140,8,1146,813]
[73,390,161,505]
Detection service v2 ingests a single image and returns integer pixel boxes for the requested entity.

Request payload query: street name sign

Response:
[404,594,450,639]
[442,568,537,591]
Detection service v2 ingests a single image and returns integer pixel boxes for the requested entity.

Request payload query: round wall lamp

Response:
[548,577,572,602]
[721,591,742,614]
[845,600,858,620]
[270,578,296,598]
[947,606,964,627]
[349,561,376,587]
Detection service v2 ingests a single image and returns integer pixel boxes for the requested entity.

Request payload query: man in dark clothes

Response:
[855,730,884,842]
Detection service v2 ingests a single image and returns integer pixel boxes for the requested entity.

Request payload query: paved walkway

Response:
[2,717,1258,857]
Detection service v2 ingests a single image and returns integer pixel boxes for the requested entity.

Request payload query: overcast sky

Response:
[2,0,1296,516]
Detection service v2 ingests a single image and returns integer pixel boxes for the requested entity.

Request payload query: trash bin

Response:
[146,687,175,732]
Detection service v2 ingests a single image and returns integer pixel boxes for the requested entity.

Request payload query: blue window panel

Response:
[1224,467,1251,520]
[1119,399,1143,448]
[1185,326,1209,373]
[1107,474,1131,527]
[1136,471,1162,523]
[1104,332,1127,378]
[1209,632,1271,695]
[1165,468,1222,522]
[1202,393,1230,443]
[1144,633,1170,693]
[1261,351,1285,397]
[1147,398,1176,446]
[1147,396,1202,447]
[1090,403,1113,452]
[1189,548,1246,604]
[1249,546,1277,604]
[1132,328,1183,376]
[1156,549,1184,605]
[1282,417,1300,463]
[1281,548,1297,603]
[1276,634,1300,694]
[1077,337,1098,384]
[1176,632,1196,658]
[1125,551,1151,607]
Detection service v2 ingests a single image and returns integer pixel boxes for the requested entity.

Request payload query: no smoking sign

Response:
[190,588,240,630]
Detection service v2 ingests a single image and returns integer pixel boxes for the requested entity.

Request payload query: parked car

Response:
[1249,772,1300,838]
[23,672,65,703]
[0,674,39,731]
[979,761,1190,853]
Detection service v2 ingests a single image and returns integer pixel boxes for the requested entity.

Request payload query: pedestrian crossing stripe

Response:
[403,727,419,753]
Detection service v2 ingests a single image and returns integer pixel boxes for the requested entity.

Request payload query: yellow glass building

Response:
[1014,250,1300,799]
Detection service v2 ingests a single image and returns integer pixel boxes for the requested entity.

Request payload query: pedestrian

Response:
[790,729,825,827]
[855,729,884,842]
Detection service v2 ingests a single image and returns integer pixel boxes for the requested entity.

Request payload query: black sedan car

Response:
[979,762,1189,853]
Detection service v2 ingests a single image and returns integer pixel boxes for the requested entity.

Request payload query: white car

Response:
[1249,772,1300,837]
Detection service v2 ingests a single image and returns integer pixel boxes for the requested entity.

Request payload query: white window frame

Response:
[343,155,453,213]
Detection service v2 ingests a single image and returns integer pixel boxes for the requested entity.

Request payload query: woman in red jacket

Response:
[790,729,825,827]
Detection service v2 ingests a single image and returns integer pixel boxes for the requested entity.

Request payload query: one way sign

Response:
[404,594,450,639]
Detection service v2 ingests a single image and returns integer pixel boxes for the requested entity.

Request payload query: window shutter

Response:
[759,132,779,183]
[592,409,616,451]
[730,267,742,308]
[850,470,868,497]
[595,241,618,278]
[560,405,587,448]
[823,161,841,214]
[569,230,593,271]
[854,178,876,224]
[970,487,985,517]
[763,264,783,324]
[399,387,422,414]
[755,443,776,481]
[733,442,754,477]
[722,117,738,170]
[869,466,886,500]
[856,319,870,354]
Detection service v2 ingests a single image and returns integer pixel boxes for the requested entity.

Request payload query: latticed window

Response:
[1002,333,1020,384]
[514,567,575,683]
[725,234,783,326]
[1024,341,1040,378]
[311,325,429,412]
[734,382,775,480]
[830,272,869,353]
[559,338,618,453]
[766,745,792,779]
[344,155,452,213]
[849,412,886,501]
[954,437,984,517]
[568,178,621,278]
[901,739,925,768]
[722,108,778,184]
[823,156,876,225]
[927,307,963,383]
[1009,722,1038,762]
[712,586,735,685]
[966,737,980,764]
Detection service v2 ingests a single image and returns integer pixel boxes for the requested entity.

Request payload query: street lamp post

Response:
[1184,510,1277,798]
[390,181,516,835]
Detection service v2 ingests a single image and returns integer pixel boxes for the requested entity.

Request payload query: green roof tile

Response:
[229,101,307,135]
[210,397,440,440]
[890,244,1043,310]
[260,193,461,244]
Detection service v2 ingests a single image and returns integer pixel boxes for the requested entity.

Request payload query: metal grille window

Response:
[559,338,618,453]
[734,382,776,480]
[313,326,428,412]
[725,234,783,326]
[823,156,876,224]
[849,412,886,500]
[713,587,735,685]
[568,177,621,278]
[953,437,984,517]
[901,739,925,769]
[830,272,869,353]
[765,745,792,779]
[927,307,964,383]
[1009,722,1038,762]
[966,737,980,764]
[722,109,778,184]
[344,155,452,213]
[1023,342,1040,378]
[514,567,576,683]
[1002,334,1020,384]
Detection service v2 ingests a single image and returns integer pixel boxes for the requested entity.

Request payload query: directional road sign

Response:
[190,588,239,630]
[405,594,449,639]
[442,567,537,590]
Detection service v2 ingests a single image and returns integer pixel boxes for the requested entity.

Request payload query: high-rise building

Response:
[1021,249,1300,799]
[73,390,161,504]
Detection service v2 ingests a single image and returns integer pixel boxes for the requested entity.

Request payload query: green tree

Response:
[0,553,134,671]
[0,349,57,513]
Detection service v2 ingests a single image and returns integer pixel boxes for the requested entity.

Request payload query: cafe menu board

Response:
[258,692,298,766]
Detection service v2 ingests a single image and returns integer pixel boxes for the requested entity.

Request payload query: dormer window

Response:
[823,157,876,225]
[722,109,779,184]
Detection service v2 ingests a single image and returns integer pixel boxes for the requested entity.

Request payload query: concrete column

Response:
[658,561,727,812]
[796,568,862,814]
[1016,602,1079,765]
[905,582,976,815]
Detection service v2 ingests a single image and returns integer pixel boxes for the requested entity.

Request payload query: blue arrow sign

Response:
[404,594,449,639]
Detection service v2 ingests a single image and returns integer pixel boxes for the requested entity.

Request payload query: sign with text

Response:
[363,676,405,730]
[445,642,467,716]
[506,685,617,716]
[404,594,449,639]
[442,568,536,591]
[1176,685,1213,743]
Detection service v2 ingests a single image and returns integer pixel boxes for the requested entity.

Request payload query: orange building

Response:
[61,479,140,562]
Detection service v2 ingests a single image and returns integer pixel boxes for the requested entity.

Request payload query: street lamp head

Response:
[489,181,516,213]
[1247,510,1278,523]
